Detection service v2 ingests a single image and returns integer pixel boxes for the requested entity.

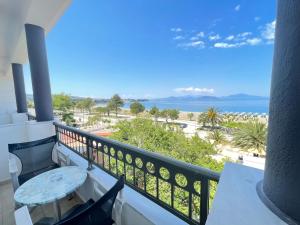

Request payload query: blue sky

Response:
[24,0,276,99]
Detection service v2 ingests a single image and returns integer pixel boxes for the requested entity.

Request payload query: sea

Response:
[122,99,269,114]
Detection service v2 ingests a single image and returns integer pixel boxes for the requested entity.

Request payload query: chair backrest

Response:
[57,151,71,167]
[8,136,57,176]
[57,175,125,225]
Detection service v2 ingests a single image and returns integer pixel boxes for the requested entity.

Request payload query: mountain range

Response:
[27,93,269,102]
[155,93,269,101]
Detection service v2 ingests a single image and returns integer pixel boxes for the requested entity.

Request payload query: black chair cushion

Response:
[57,209,114,225]
[34,217,56,225]
[61,199,95,222]
[33,200,95,225]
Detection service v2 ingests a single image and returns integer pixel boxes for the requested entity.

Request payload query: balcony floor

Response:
[0,181,82,225]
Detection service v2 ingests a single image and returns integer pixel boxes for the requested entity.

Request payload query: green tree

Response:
[108,94,124,117]
[130,101,145,116]
[93,107,107,116]
[208,130,226,145]
[187,112,194,121]
[74,100,86,124]
[70,100,77,112]
[159,109,179,123]
[52,93,72,111]
[168,109,179,121]
[82,98,95,113]
[110,118,224,210]
[198,112,208,127]
[111,118,218,160]
[75,100,85,113]
[206,107,222,129]
[61,112,75,126]
[198,108,222,129]
[149,106,160,121]
[105,105,112,117]
[160,109,169,123]
[232,121,267,155]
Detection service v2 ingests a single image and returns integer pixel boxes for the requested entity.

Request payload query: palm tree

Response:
[232,122,267,155]
[198,108,222,129]
[208,130,226,145]
[198,112,208,127]
[206,107,222,129]
[187,112,194,121]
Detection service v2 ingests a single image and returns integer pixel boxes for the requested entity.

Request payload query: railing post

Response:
[200,179,209,225]
[54,124,61,146]
[87,138,93,171]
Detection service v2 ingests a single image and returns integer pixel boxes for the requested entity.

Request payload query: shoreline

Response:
[118,106,269,115]
[96,99,269,114]
[117,108,268,123]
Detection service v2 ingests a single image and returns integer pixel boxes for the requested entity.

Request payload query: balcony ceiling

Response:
[0,0,71,76]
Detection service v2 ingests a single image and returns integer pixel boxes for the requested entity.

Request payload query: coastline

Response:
[119,108,268,122]
[120,99,269,114]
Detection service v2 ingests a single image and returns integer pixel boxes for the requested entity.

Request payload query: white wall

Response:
[206,163,287,225]
[0,71,17,115]
[0,120,55,182]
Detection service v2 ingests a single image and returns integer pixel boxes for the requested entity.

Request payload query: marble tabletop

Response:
[14,166,87,205]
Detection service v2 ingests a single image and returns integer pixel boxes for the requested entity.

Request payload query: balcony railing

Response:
[54,122,220,225]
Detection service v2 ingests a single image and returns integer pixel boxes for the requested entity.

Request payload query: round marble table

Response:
[14,166,87,220]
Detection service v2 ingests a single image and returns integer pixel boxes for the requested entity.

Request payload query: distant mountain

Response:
[158,95,219,101]
[27,93,268,103]
[221,93,269,100]
[156,93,268,101]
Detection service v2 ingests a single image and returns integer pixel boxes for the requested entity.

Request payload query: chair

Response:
[55,174,125,225]
[8,136,59,192]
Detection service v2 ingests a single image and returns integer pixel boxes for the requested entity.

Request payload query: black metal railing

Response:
[54,122,220,225]
[27,113,36,121]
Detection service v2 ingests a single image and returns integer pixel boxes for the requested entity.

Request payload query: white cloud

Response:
[233,32,252,41]
[190,32,204,41]
[174,87,214,94]
[190,36,199,41]
[197,32,205,37]
[254,17,261,22]
[261,20,276,42]
[173,35,184,40]
[171,20,277,49]
[225,35,235,41]
[234,5,241,11]
[209,34,221,41]
[171,27,182,32]
[214,37,261,48]
[214,42,246,48]
[178,40,205,49]
[239,32,252,37]
[188,41,205,47]
[189,32,205,41]
[246,38,262,46]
